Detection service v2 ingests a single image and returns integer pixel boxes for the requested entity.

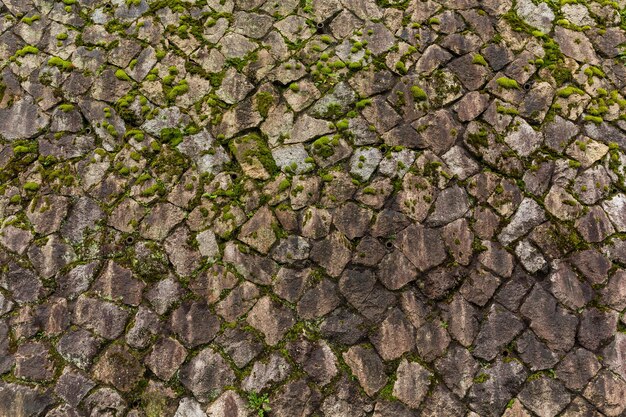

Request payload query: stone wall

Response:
[0,0,625,415]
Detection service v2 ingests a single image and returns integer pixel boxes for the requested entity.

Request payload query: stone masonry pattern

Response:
[0,0,626,416]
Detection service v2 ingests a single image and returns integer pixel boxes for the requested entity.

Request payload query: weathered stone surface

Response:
[557,348,602,391]
[377,250,417,290]
[426,185,470,226]
[15,342,56,381]
[577,308,618,351]
[583,369,626,416]
[242,352,291,393]
[339,268,395,322]
[270,378,321,417]
[175,397,207,417]
[498,198,546,246]
[549,260,593,310]
[478,241,514,278]
[0,382,55,417]
[297,278,340,320]
[74,295,129,340]
[170,301,221,348]
[179,348,235,402]
[309,231,352,277]
[92,344,144,392]
[441,293,480,347]
[215,326,263,369]
[412,310,450,357]
[473,304,524,360]
[343,345,388,397]
[569,249,612,285]
[0,96,50,140]
[4,0,626,410]
[520,285,578,353]
[246,296,295,346]
[370,308,415,361]
[518,377,571,417]
[55,368,95,407]
[516,330,559,371]
[393,359,432,409]
[435,344,479,398]
[91,260,145,306]
[145,337,187,381]
[395,224,447,272]
[56,328,102,370]
[468,359,528,417]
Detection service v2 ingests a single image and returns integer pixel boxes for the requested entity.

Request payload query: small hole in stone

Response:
[523,82,532,91]
[502,350,509,357]
[230,173,238,180]
[385,240,393,249]
[380,145,388,154]
[126,236,134,245]
[104,3,112,9]
[86,128,92,134]
[316,22,324,34]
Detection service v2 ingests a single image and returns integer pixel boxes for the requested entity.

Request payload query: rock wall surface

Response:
[0,0,626,416]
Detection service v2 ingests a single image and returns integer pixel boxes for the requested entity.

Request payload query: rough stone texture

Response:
[343,345,387,397]
[0,1,624,414]
[393,359,432,409]
[179,348,235,403]
[518,377,571,417]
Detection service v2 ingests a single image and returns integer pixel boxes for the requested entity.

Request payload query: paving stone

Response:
[473,303,524,361]
[145,337,187,381]
[242,352,291,393]
[393,359,432,409]
[577,307,619,351]
[370,308,415,361]
[518,377,571,417]
[246,296,295,346]
[435,344,479,398]
[179,348,235,403]
[583,369,626,417]
[170,301,221,348]
[92,344,144,392]
[468,359,528,417]
[270,378,321,417]
[73,295,129,340]
[339,268,396,322]
[520,285,578,353]
[556,347,602,391]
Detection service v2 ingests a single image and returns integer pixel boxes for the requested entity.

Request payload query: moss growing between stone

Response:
[115,69,132,82]
[556,86,585,98]
[496,105,519,115]
[23,182,40,191]
[472,53,488,66]
[312,136,338,158]
[255,92,274,118]
[21,15,40,25]
[48,57,74,72]
[584,115,603,124]
[496,77,520,89]
[14,45,39,57]
[159,128,184,146]
[410,86,427,101]
[58,104,75,112]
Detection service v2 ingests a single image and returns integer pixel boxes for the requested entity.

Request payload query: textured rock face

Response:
[0,0,625,415]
